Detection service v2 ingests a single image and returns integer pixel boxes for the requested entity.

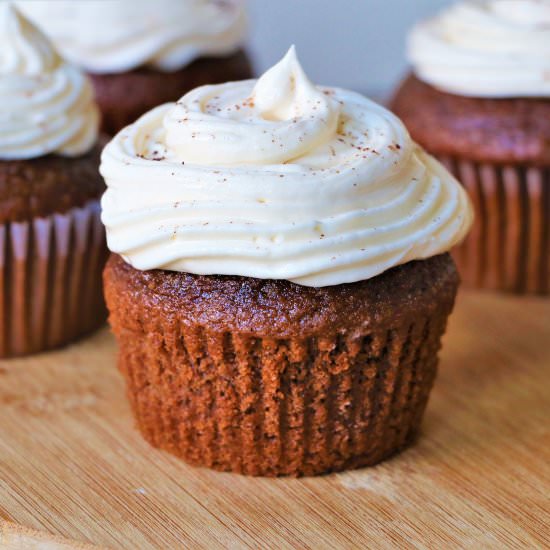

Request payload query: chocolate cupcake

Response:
[101,47,472,476]
[17,0,252,135]
[391,0,550,294]
[0,5,107,357]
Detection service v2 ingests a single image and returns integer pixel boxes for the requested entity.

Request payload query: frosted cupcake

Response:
[17,0,252,134]
[101,48,472,476]
[0,5,107,357]
[391,0,550,294]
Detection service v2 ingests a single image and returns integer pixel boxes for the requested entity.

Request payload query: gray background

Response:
[247,0,453,95]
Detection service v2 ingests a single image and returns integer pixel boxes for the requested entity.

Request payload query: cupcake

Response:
[0,5,107,358]
[17,0,252,135]
[391,0,550,294]
[101,47,473,476]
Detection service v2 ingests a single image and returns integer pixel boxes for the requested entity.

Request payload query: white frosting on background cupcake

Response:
[101,48,472,287]
[17,0,247,74]
[0,4,99,160]
[409,0,550,97]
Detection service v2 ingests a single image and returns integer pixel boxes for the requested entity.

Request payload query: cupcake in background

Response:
[391,0,550,295]
[17,0,252,135]
[0,4,107,357]
[101,47,472,476]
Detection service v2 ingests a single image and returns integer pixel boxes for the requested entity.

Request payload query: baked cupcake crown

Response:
[0,4,99,160]
[101,47,473,287]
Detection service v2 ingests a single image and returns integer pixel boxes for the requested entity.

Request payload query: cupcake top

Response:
[16,0,247,74]
[101,47,472,287]
[0,4,99,160]
[408,0,550,98]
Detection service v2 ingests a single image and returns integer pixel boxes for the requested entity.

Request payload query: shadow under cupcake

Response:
[100,47,473,476]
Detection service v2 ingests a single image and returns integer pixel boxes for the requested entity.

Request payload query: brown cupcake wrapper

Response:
[116,312,450,477]
[438,156,550,294]
[0,200,108,358]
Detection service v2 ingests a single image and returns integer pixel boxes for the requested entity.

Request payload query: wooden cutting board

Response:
[0,290,549,550]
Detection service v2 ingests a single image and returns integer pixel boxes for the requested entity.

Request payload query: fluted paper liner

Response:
[109,299,452,477]
[438,157,549,294]
[0,200,108,358]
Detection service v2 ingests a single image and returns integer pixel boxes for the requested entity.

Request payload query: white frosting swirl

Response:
[409,0,550,97]
[101,47,472,287]
[16,0,247,74]
[0,4,99,160]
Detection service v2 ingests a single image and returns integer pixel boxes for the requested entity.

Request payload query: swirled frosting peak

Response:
[0,4,99,160]
[101,47,473,287]
[16,0,247,74]
[409,0,550,97]
[164,47,339,166]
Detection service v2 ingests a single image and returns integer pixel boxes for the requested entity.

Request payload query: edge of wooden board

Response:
[0,521,107,550]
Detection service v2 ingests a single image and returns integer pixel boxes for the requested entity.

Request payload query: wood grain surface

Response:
[0,290,549,549]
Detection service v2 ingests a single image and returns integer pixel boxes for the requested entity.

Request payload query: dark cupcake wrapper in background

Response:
[0,200,108,358]
[438,157,550,295]
[105,254,458,477]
